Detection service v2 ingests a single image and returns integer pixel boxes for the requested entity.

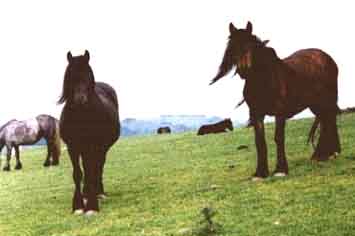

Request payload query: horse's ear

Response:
[262,40,270,46]
[67,51,73,63]
[246,21,253,34]
[229,22,237,34]
[84,50,90,62]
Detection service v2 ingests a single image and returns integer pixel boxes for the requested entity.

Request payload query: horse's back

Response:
[95,82,120,139]
[95,82,119,109]
[2,119,40,145]
[283,48,338,82]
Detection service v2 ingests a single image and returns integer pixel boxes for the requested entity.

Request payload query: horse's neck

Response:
[65,92,108,121]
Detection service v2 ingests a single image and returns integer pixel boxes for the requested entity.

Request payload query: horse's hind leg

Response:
[97,149,108,199]
[3,145,12,171]
[311,109,340,161]
[14,145,22,170]
[273,117,288,176]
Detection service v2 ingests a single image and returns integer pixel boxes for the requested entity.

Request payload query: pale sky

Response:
[0,1,354,124]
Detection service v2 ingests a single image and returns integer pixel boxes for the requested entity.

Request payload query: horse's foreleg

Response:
[68,147,84,214]
[14,146,22,170]
[82,149,99,214]
[274,117,288,176]
[253,117,269,179]
[3,145,12,171]
[43,141,52,167]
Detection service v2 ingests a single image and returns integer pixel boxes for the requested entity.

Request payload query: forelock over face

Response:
[60,51,95,105]
[210,22,256,85]
[228,23,255,59]
[66,55,92,82]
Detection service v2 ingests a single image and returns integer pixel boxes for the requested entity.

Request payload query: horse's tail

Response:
[52,119,61,165]
[235,98,245,109]
[307,116,320,149]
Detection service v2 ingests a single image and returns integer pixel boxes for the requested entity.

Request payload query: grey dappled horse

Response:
[0,114,61,171]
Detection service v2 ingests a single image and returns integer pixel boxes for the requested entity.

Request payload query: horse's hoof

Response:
[251,176,265,182]
[273,172,287,177]
[15,164,22,170]
[3,166,10,171]
[85,210,98,216]
[73,209,84,215]
[97,194,108,200]
[43,162,51,167]
[52,161,59,166]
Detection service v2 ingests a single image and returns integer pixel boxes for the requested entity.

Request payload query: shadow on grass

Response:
[346,154,355,160]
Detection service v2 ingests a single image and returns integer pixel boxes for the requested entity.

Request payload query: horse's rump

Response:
[283,49,338,102]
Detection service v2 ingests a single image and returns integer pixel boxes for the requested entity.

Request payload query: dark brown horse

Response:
[210,22,341,179]
[58,50,120,215]
[157,126,171,134]
[197,118,234,135]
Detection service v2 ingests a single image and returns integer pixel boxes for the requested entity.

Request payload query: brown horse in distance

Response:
[210,22,341,179]
[197,118,234,135]
[157,127,171,134]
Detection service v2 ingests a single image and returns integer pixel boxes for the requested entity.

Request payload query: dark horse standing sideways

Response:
[197,118,234,135]
[58,50,120,215]
[157,126,171,134]
[0,114,61,170]
[210,22,341,179]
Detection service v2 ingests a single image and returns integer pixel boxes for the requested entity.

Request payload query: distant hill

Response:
[121,115,243,136]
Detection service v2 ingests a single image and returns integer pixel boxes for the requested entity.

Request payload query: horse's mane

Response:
[0,119,17,133]
[211,33,265,84]
[250,34,263,45]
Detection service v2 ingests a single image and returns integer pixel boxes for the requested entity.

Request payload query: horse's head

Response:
[210,21,268,85]
[58,50,95,106]
[225,118,234,131]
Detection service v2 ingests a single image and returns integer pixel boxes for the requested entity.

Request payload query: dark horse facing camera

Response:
[211,22,341,179]
[157,126,171,134]
[197,118,234,135]
[58,50,120,215]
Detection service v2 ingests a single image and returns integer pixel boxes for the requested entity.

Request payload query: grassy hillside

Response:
[0,113,354,236]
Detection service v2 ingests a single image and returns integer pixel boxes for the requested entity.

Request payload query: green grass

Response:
[1,113,355,236]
